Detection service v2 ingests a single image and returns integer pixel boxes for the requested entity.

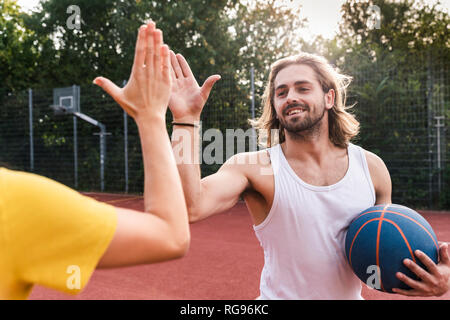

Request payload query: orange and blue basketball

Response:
[345,204,439,293]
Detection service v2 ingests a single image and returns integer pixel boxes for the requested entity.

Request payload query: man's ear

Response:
[325,89,335,110]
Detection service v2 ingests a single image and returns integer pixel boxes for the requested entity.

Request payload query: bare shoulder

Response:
[202,149,271,190]
[363,149,392,204]
[364,150,386,171]
[224,149,272,176]
[195,150,273,221]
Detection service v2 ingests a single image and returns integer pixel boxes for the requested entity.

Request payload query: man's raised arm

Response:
[169,52,249,223]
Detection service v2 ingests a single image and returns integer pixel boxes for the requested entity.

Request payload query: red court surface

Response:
[29,195,450,300]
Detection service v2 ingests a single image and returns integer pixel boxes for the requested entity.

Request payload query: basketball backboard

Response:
[51,85,80,115]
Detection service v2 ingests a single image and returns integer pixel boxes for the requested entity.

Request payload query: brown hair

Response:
[249,52,359,148]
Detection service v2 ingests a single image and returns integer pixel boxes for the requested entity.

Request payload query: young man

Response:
[168,51,450,299]
[0,22,190,299]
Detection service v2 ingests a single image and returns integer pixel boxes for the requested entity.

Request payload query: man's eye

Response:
[277,91,286,97]
[299,88,309,92]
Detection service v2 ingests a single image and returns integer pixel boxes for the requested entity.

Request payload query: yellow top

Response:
[0,168,117,300]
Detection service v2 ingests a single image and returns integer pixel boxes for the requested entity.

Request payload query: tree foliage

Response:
[0,0,48,91]
[4,0,305,91]
[2,0,448,208]
[336,0,449,208]
[338,0,449,69]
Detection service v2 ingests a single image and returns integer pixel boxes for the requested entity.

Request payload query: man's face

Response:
[273,64,332,135]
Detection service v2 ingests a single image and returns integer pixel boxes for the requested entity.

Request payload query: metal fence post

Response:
[435,116,444,194]
[28,88,34,172]
[123,80,129,193]
[426,53,434,208]
[73,85,78,189]
[99,125,106,192]
[250,66,257,151]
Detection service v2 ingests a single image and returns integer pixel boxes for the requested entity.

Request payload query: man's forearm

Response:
[171,122,202,213]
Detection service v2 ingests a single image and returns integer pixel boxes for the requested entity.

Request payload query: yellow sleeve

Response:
[0,168,117,299]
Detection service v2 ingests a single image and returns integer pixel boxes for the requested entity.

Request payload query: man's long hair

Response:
[249,52,359,148]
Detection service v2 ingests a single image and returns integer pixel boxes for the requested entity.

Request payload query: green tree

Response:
[334,0,449,208]
[0,0,49,91]
[338,0,449,70]
[1,0,309,190]
[21,0,240,88]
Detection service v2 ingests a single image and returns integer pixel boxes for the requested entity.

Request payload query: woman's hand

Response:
[93,21,171,125]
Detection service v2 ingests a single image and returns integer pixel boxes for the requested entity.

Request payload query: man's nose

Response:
[286,89,299,105]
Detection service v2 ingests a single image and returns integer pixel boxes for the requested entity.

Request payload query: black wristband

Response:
[172,122,199,128]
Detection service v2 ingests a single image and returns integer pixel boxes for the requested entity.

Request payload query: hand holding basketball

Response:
[345,204,443,294]
[93,21,171,124]
[393,242,450,297]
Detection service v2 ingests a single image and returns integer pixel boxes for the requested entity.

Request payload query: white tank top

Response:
[253,143,376,300]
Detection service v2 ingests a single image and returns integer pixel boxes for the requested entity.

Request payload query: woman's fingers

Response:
[93,77,135,117]
[132,24,147,74]
[144,22,155,70]
[93,77,121,101]
[153,29,162,75]
[94,22,172,120]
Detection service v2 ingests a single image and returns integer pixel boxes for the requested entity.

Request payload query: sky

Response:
[288,0,449,41]
[296,0,349,41]
[17,0,450,41]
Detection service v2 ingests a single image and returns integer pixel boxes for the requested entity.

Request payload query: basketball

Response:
[345,204,439,293]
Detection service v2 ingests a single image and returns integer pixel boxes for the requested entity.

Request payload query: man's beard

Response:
[278,100,327,139]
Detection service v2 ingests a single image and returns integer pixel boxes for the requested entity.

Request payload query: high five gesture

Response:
[94,22,190,267]
[94,22,171,123]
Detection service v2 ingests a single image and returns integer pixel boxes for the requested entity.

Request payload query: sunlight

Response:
[284,0,347,41]
[268,0,449,42]
[17,0,449,42]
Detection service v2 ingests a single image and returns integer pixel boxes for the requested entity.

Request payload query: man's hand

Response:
[93,21,171,125]
[392,242,450,297]
[169,51,221,122]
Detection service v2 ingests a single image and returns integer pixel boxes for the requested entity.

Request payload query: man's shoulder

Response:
[349,143,383,163]
[358,147,385,169]
[357,147,391,189]
[221,150,273,182]
[225,149,271,168]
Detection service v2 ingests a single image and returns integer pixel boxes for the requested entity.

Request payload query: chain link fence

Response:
[0,74,251,194]
[0,58,448,209]
[348,51,449,209]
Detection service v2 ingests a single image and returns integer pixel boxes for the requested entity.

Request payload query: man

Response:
[1,22,190,299]
[168,51,450,299]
